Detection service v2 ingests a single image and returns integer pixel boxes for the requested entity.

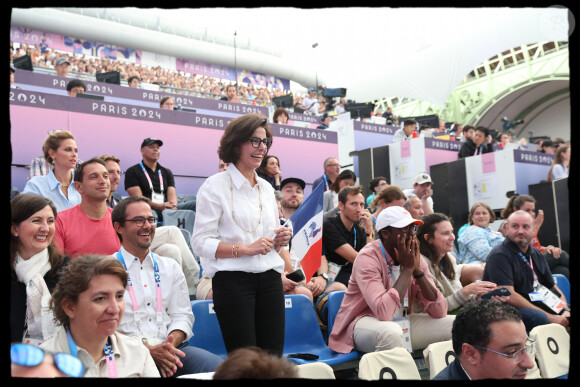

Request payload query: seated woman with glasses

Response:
[11,194,70,345]
[11,343,85,378]
[191,113,292,357]
[40,254,160,377]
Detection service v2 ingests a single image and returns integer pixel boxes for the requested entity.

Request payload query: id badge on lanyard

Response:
[140,162,164,204]
[67,329,118,377]
[116,251,164,344]
[327,261,341,282]
[519,252,563,313]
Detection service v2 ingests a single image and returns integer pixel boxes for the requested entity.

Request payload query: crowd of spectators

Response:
[10,41,303,107]
[9,38,571,380]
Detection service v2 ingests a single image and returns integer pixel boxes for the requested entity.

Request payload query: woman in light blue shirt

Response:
[547,143,570,182]
[23,131,81,212]
[457,201,504,264]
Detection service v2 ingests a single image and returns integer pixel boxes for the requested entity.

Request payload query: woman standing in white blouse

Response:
[191,113,292,357]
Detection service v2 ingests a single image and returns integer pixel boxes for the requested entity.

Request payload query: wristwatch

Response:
[320,273,329,281]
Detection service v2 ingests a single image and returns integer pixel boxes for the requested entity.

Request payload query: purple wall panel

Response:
[10,91,337,199]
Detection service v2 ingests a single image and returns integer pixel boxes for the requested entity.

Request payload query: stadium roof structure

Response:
[11,6,573,106]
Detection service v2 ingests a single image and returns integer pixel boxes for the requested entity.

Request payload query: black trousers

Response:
[212,269,285,357]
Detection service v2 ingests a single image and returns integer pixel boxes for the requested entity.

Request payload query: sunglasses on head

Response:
[11,343,85,378]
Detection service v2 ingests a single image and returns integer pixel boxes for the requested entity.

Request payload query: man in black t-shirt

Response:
[322,186,374,287]
[124,137,195,222]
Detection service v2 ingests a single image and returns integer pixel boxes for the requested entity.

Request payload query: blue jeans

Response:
[518,308,550,333]
[172,342,223,377]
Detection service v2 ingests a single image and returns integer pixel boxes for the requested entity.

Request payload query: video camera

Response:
[322,88,347,112]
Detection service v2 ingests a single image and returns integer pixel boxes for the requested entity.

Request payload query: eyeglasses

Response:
[473,339,536,364]
[11,343,85,377]
[248,137,272,148]
[384,224,418,235]
[124,216,158,227]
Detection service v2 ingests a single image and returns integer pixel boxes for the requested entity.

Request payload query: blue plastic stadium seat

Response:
[552,274,570,303]
[283,294,359,366]
[327,290,345,335]
[188,300,228,360]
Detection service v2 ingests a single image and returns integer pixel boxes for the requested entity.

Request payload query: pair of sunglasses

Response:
[11,343,85,378]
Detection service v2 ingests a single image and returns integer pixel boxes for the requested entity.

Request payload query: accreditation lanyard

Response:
[66,328,117,378]
[473,145,483,156]
[140,161,164,194]
[353,227,357,250]
[322,173,330,191]
[517,251,540,290]
[116,251,164,337]
[379,241,409,309]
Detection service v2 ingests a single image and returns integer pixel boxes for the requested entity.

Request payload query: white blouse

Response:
[190,163,285,279]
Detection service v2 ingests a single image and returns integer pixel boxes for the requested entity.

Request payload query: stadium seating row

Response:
[188,292,570,380]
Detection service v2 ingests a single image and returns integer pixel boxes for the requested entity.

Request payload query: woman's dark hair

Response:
[218,113,272,164]
[50,255,127,328]
[10,194,66,277]
[500,194,535,219]
[273,107,289,124]
[330,169,357,193]
[256,155,280,178]
[417,213,456,281]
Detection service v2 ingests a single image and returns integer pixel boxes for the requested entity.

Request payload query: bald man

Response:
[482,210,570,332]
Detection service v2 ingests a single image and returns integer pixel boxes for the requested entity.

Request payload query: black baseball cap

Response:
[141,137,163,148]
[280,177,306,190]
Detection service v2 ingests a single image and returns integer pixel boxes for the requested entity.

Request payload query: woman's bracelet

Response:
[232,243,240,258]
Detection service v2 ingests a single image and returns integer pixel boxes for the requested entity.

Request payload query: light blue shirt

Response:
[550,164,568,181]
[23,169,81,212]
[457,225,504,264]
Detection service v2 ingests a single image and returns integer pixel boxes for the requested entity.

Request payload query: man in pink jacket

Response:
[329,206,454,354]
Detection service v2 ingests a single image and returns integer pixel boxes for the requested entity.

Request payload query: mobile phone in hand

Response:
[286,269,305,282]
[481,287,511,299]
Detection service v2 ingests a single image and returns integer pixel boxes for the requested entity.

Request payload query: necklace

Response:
[229,175,262,233]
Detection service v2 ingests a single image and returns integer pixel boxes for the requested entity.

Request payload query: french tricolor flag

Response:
[288,181,324,282]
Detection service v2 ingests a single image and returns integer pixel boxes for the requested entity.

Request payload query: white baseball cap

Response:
[414,173,432,185]
[376,206,423,232]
